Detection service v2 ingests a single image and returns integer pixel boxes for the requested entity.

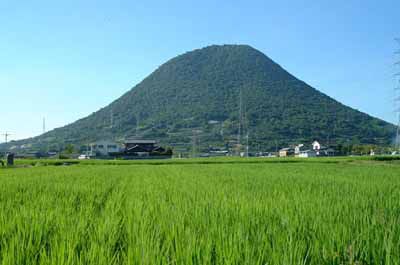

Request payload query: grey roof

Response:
[280,148,293,151]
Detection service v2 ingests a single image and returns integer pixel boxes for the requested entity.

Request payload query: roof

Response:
[300,150,315,153]
[125,139,156,144]
[90,140,118,145]
[126,145,150,152]
[280,148,293,151]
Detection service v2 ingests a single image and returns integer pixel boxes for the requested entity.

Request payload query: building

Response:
[320,148,335,156]
[123,139,166,157]
[89,141,120,157]
[312,141,321,153]
[312,141,335,156]
[298,150,317,158]
[295,141,335,157]
[279,147,294,157]
[295,144,305,156]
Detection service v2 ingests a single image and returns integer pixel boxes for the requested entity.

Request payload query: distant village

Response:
[4,139,173,160]
[2,136,397,162]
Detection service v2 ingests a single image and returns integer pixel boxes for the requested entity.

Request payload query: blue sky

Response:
[0,0,399,142]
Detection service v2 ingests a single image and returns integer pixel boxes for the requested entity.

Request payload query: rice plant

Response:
[0,159,399,264]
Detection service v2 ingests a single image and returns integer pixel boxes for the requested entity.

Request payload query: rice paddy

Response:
[0,158,399,264]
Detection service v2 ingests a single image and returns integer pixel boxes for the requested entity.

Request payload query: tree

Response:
[64,144,75,155]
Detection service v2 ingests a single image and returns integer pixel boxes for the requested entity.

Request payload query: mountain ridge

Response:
[1,44,396,153]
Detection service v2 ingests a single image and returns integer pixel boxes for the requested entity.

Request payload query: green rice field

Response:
[0,157,399,264]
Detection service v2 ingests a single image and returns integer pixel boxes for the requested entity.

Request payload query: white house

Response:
[294,141,335,157]
[298,150,317,158]
[295,144,304,155]
[89,141,120,156]
[312,141,321,151]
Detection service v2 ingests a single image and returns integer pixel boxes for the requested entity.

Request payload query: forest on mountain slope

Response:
[1,45,395,153]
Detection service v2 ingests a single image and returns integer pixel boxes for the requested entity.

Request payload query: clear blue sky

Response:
[0,0,399,142]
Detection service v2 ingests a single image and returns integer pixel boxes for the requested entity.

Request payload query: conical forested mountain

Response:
[2,45,396,152]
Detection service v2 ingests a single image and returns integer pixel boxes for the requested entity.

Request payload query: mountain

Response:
[1,45,396,153]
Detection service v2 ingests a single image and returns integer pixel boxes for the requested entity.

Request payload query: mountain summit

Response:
[3,45,395,152]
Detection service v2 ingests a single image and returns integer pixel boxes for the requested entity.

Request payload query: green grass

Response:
[0,158,400,264]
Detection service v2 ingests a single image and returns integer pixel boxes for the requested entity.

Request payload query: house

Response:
[89,141,120,157]
[312,141,321,152]
[298,150,317,158]
[295,144,306,156]
[294,141,335,157]
[370,149,375,156]
[294,141,336,157]
[123,139,166,157]
[208,147,229,157]
[321,148,335,156]
[279,147,294,157]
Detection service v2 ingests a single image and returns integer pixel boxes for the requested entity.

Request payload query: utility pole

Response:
[43,117,46,134]
[237,87,242,155]
[136,113,140,136]
[332,110,337,146]
[110,110,114,129]
[244,99,249,158]
[246,133,249,157]
[1,132,12,144]
[192,130,198,158]
[86,143,90,156]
